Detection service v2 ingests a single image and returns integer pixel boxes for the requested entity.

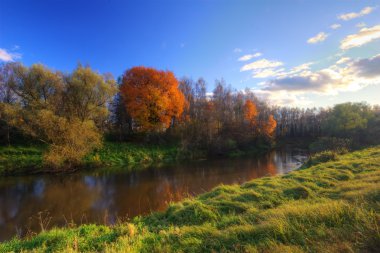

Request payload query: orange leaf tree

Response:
[120,66,186,132]
[243,99,258,127]
[263,114,277,138]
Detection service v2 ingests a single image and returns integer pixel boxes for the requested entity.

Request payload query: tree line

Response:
[1,62,379,168]
[273,103,380,146]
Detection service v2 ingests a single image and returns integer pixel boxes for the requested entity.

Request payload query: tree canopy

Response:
[0,63,116,167]
[323,102,374,135]
[120,66,186,132]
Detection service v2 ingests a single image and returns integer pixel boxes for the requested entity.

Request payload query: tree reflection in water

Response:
[0,147,307,241]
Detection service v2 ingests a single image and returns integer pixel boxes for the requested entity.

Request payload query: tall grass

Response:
[0,142,181,175]
[85,142,180,167]
[1,146,379,252]
[0,145,45,175]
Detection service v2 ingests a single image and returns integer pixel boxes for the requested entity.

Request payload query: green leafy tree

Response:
[323,102,374,136]
[0,63,116,168]
[64,65,117,128]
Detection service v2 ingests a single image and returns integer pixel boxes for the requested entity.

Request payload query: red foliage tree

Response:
[120,66,186,132]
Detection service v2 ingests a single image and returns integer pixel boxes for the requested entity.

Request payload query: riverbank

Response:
[0,141,272,176]
[0,142,181,176]
[1,146,379,252]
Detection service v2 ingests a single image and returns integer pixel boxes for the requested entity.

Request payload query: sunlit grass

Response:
[1,146,379,252]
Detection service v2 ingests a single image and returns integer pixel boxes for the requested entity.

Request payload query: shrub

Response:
[317,151,338,161]
[307,151,338,166]
[309,137,351,154]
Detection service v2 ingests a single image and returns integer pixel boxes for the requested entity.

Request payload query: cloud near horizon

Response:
[252,89,312,107]
[250,53,380,107]
[258,54,380,105]
[252,68,285,78]
[240,58,283,72]
[338,6,374,21]
[248,62,314,80]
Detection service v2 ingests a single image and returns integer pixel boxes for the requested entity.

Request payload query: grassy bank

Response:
[1,146,379,252]
[0,145,46,175]
[0,141,270,176]
[0,142,181,176]
[85,142,181,167]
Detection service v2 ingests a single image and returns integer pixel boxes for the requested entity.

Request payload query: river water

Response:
[0,147,308,241]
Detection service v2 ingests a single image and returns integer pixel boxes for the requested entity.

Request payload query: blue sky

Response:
[1,0,380,107]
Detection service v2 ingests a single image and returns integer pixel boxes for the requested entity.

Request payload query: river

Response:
[0,147,308,241]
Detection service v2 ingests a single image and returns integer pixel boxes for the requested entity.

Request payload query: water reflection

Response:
[0,147,307,241]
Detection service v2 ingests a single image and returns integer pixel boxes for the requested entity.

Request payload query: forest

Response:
[0,62,379,173]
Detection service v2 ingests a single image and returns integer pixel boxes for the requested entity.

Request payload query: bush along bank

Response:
[0,139,276,176]
[0,142,183,176]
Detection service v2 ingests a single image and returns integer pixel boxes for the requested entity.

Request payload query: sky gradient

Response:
[1,0,380,107]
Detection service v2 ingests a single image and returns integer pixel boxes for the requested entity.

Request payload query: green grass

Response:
[0,145,45,175]
[1,146,379,252]
[0,142,181,176]
[0,141,268,176]
[85,142,180,167]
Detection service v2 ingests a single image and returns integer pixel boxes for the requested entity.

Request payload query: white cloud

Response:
[272,62,314,78]
[340,25,380,50]
[330,23,341,30]
[356,22,366,28]
[261,54,380,96]
[290,62,314,73]
[307,32,328,44]
[253,89,312,107]
[233,48,242,53]
[246,60,314,79]
[338,6,374,21]
[252,68,285,78]
[0,48,21,62]
[238,52,262,61]
[336,57,351,65]
[240,59,283,72]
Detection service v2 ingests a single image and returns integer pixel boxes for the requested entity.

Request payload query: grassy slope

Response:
[1,146,380,252]
[0,142,180,175]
